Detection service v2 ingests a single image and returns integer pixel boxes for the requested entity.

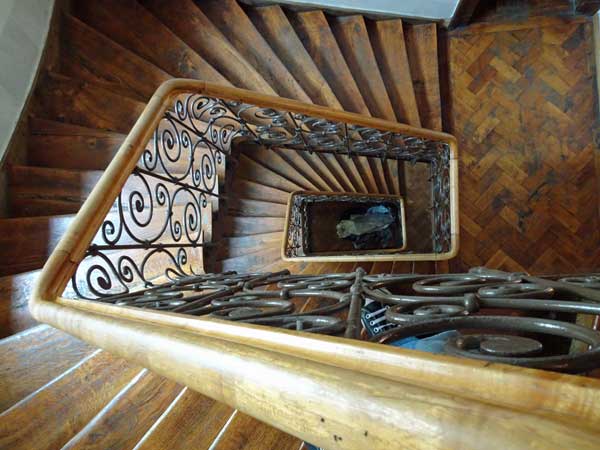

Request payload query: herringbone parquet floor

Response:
[447,17,600,273]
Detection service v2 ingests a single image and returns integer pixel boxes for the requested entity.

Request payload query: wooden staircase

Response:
[0,1,446,448]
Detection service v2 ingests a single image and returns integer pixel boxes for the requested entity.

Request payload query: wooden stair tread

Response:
[8,163,219,217]
[210,411,300,450]
[240,145,318,191]
[404,23,442,131]
[0,214,74,276]
[273,147,336,192]
[223,216,285,237]
[0,3,450,446]
[28,118,126,170]
[227,198,287,218]
[0,204,208,278]
[369,18,422,127]
[219,246,282,272]
[281,149,344,192]
[142,0,274,94]
[331,15,396,122]
[230,178,289,204]
[214,232,282,259]
[200,0,310,102]
[0,350,141,450]
[248,4,341,109]
[73,0,229,84]
[134,387,235,450]
[236,154,303,193]
[288,10,369,115]
[0,325,96,411]
[62,369,183,450]
[286,14,386,193]
[315,152,359,193]
[8,165,103,216]
[331,15,400,196]
[33,72,146,134]
[60,14,171,102]
[0,270,41,338]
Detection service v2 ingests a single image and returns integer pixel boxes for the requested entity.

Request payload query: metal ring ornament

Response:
[374,315,600,373]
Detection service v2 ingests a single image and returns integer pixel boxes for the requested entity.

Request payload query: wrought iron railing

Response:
[67,85,457,297]
[83,267,600,373]
[31,81,600,449]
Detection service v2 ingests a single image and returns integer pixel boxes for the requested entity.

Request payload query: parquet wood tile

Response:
[447,18,600,273]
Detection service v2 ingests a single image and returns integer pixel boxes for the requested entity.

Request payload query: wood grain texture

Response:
[211,411,300,450]
[405,23,443,131]
[227,198,287,218]
[288,10,381,193]
[0,325,95,411]
[41,292,600,450]
[199,0,310,102]
[273,147,334,192]
[60,14,171,101]
[0,271,40,338]
[214,232,283,260]
[241,145,318,191]
[248,5,341,108]
[447,18,600,272]
[62,369,182,450]
[134,387,235,450]
[330,15,396,122]
[142,0,274,94]
[0,214,74,276]
[8,165,103,216]
[230,178,290,204]
[33,73,146,134]
[237,154,303,193]
[0,350,140,450]
[28,119,126,171]
[220,246,282,272]
[224,216,285,237]
[330,15,400,195]
[73,0,228,84]
[288,10,370,115]
[369,19,421,127]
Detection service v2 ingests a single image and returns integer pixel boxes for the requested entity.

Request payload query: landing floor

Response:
[446,17,600,273]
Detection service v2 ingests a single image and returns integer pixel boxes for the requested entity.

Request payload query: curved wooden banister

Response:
[30,80,600,449]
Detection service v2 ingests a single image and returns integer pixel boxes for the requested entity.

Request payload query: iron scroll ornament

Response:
[77,267,600,374]
[69,92,454,298]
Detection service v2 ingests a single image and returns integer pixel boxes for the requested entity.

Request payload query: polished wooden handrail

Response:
[31,80,600,449]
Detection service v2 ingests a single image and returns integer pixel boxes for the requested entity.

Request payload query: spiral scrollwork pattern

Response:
[79,266,600,374]
[67,92,452,303]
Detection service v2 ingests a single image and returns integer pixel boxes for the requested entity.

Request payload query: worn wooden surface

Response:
[28,119,126,171]
[210,412,301,450]
[73,0,227,84]
[0,214,74,275]
[135,388,235,449]
[248,4,340,108]
[331,14,400,195]
[60,14,170,101]
[61,369,182,450]
[142,0,273,94]
[0,325,95,410]
[33,73,145,134]
[405,23,443,131]
[0,271,40,338]
[200,0,309,102]
[447,17,600,272]
[0,350,140,450]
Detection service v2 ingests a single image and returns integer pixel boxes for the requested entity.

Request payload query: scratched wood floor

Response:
[446,17,600,274]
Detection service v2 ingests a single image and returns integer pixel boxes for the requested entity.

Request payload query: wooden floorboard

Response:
[447,17,600,273]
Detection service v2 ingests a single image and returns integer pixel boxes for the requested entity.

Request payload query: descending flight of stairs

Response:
[0,1,446,448]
